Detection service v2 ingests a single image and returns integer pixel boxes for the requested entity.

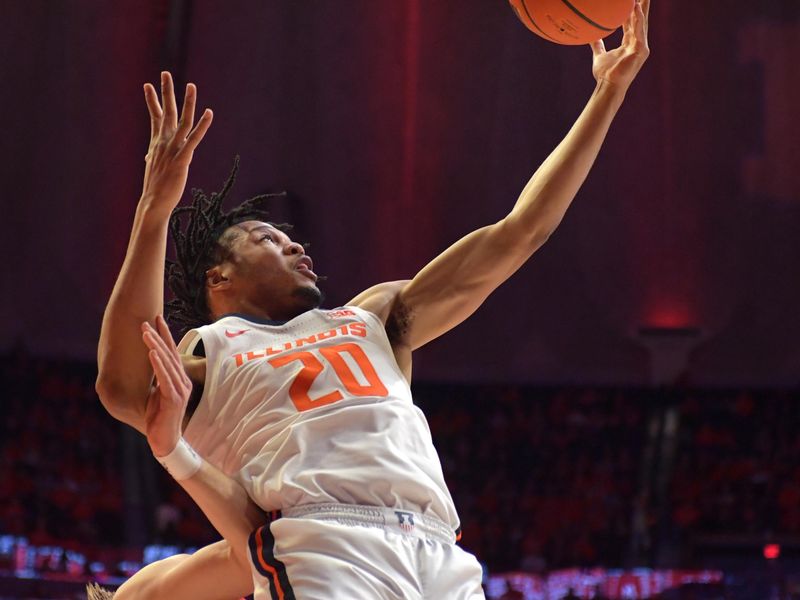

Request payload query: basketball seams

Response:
[559,0,614,32]
[516,0,559,42]
[509,0,632,45]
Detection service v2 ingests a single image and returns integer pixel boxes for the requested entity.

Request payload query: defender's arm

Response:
[113,541,253,600]
[143,317,264,556]
[112,316,258,600]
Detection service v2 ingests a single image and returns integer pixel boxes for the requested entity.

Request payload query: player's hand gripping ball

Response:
[509,0,634,45]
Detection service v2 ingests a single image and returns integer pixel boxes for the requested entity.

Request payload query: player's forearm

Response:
[114,541,252,600]
[143,316,258,575]
[177,460,265,564]
[392,83,631,350]
[96,200,172,428]
[504,80,626,244]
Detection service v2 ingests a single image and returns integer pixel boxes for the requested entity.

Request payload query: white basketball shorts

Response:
[247,503,485,599]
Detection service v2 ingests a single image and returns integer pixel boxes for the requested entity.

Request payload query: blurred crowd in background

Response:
[2,351,800,598]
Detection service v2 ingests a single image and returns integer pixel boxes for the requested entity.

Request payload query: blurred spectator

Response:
[0,353,127,557]
[669,390,800,544]
[8,352,799,581]
[416,385,647,571]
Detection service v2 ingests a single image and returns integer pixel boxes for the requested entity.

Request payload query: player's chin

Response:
[292,283,323,309]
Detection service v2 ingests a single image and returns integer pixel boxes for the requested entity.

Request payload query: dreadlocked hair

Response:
[165,156,292,334]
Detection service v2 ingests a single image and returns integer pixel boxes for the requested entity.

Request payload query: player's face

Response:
[221,221,321,319]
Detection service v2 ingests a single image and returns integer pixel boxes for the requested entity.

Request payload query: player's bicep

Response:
[398,219,534,349]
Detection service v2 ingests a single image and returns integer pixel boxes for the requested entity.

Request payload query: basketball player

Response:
[95,1,650,597]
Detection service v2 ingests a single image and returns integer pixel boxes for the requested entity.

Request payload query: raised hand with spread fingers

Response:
[141,72,214,216]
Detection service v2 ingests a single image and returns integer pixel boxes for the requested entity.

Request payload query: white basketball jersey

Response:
[178,306,460,529]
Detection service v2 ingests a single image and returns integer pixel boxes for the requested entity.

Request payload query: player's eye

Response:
[260,234,274,243]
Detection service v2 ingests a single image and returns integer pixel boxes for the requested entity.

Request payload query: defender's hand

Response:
[141,72,213,213]
[142,315,192,457]
[590,0,650,91]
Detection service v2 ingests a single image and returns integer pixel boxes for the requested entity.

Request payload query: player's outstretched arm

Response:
[392,0,650,350]
[96,72,213,432]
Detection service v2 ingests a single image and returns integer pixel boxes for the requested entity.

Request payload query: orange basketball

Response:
[508,0,634,45]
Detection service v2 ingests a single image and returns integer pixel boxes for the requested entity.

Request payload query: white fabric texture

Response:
[177,306,459,529]
[249,507,485,600]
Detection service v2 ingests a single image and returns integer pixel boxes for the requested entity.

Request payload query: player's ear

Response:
[205,266,231,291]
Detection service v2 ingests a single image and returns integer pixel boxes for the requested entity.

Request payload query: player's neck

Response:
[211,298,308,324]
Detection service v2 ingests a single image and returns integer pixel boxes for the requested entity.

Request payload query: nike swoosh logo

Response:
[225,329,250,338]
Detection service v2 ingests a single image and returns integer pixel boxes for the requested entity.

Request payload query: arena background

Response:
[1,1,799,598]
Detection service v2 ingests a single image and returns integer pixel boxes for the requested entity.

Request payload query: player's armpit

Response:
[346,280,410,324]
[114,541,252,600]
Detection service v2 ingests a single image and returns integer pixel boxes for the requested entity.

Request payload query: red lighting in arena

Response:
[764,544,781,560]
[643,303,694,329]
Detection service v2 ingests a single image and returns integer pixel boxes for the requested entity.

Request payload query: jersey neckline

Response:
[218,307,355,328]
[218,312,289,327]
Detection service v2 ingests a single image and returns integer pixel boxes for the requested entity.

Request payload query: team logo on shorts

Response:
[395,511,416,532]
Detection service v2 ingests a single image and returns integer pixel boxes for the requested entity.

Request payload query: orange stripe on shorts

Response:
[256,526,285,600]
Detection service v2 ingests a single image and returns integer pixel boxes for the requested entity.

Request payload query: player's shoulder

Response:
[175,314,271,354]
[346,280,410,324]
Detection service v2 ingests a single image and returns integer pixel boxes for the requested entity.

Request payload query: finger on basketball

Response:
[590,39,605,56]
[640,0,650,42]
[621,11,635,46]
[632,1,646,47]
